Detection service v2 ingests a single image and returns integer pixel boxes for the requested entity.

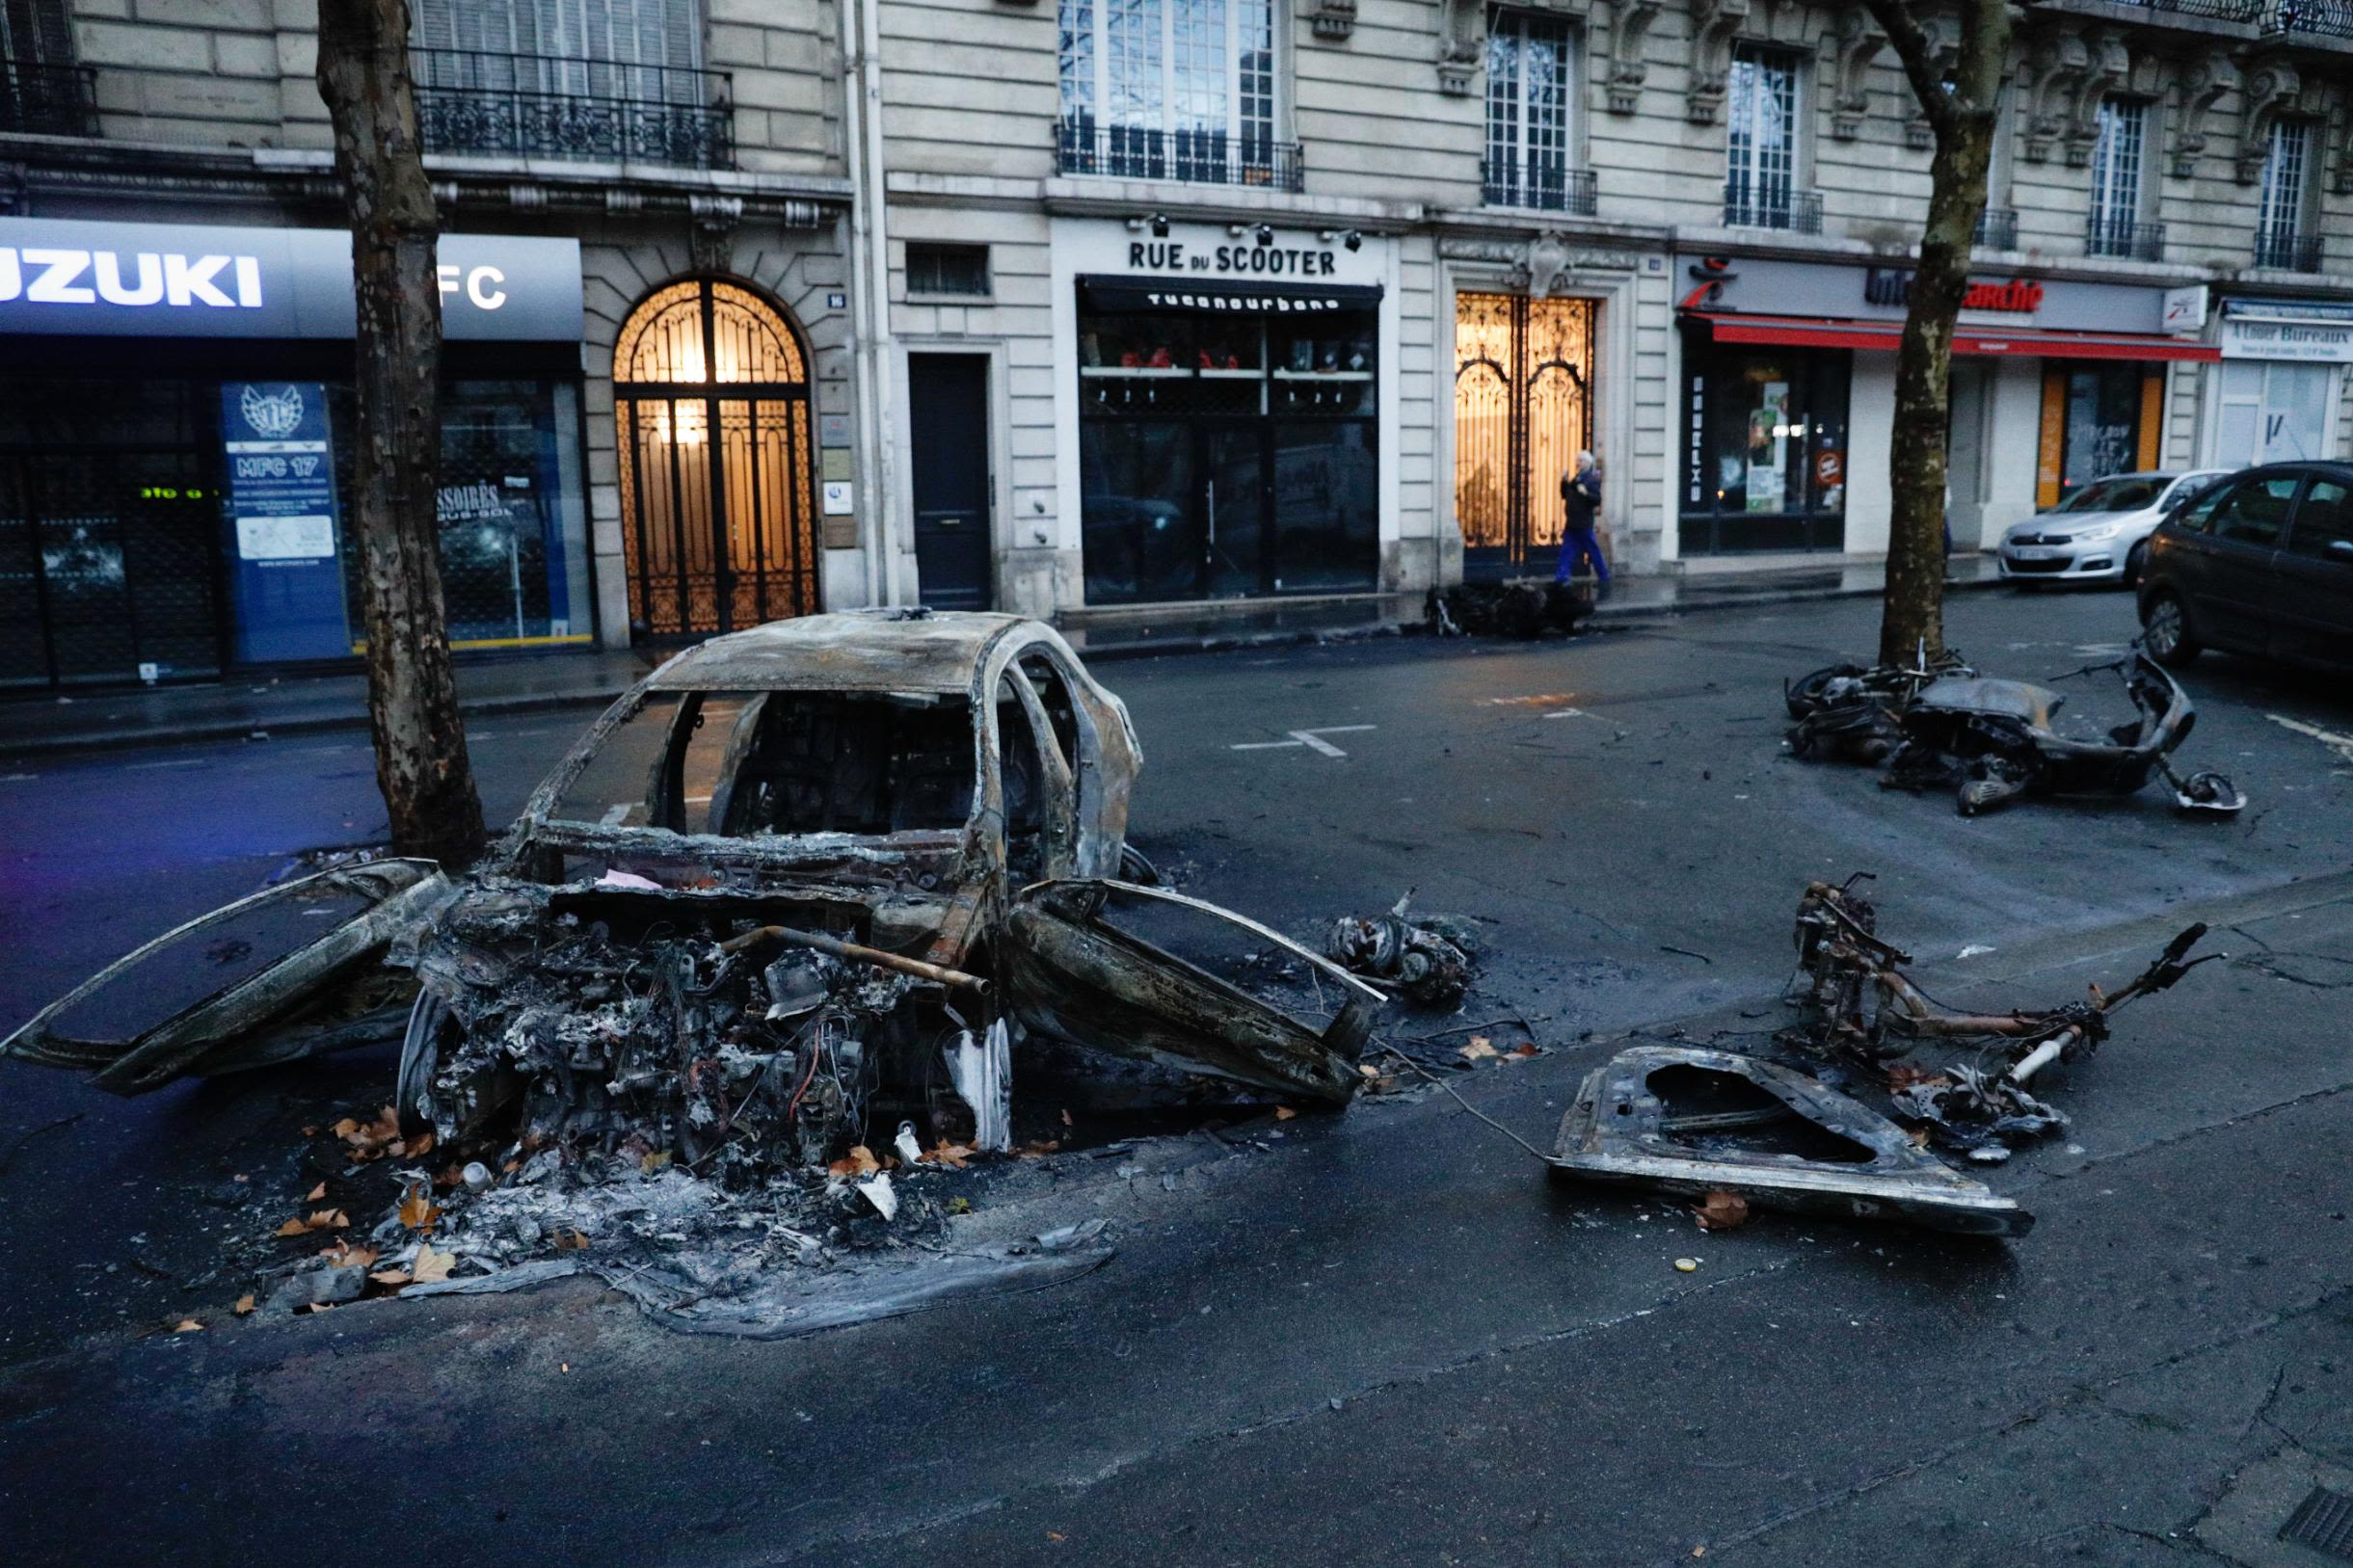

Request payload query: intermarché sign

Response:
[0,215,582,341]
[1863,268,2044,314]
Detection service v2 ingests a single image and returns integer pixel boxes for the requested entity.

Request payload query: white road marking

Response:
[600,803,631,826]
[2267,713,2353,768]
[124,757,207,771]
[1541,706,1594,720]
[1231,725,1377,758]
[683,794,712,805]
[0,772,36,783]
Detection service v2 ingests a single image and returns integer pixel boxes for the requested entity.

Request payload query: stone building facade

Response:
[1,0,2348,684]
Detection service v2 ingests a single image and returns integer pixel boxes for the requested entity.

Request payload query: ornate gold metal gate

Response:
[1454,293,1594,579]
[615,279,818,638]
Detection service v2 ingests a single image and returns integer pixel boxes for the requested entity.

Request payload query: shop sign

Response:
[2218,299,2353,363]
[1862,269,2043,313]
[1057,218,1387,292]
[221,382,351,663]
[2161,285,2208,333]
[1682,255,2169,335]
[0,217,582,341]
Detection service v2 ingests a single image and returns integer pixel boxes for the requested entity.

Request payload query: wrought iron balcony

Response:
[1723,189,1823,234]
[409,49,734,170]
[2254,229,2325,271]
[0,60,98,138]
[1482,162,1597,216]
[2086,213,2165,261]
[1973,207,2019,251]
[1054,118,1304,193]
[2080,0,2263,21]
[2264,0,2353,39]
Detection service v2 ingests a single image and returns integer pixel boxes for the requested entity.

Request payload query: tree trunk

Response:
[315,0,486,867]
[1866,0,2014,668]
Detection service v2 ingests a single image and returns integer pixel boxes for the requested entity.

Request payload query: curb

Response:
[1,575,2010,759]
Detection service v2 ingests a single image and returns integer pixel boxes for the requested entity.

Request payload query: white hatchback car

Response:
[1997,469,2233,588]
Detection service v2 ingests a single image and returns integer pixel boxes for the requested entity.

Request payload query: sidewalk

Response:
[0,555,2004,758]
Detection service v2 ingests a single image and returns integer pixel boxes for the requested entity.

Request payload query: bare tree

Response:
[1860,0,2016,665]
[315,0,486,866]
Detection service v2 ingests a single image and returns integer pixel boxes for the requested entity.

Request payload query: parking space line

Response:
[1231,725,1376,758]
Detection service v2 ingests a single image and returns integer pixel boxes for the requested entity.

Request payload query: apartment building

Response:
[2,0,2349,684]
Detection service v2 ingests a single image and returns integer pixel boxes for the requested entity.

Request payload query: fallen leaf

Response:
[368,1267,414,1288]
[925,1141,974,1169]
[299,1301,335,1315]
[407,1130,436,1158]
[1273,1105,1297,1122]
[275,1217,310,1237]
[320,1241,378,1269]
[1458,1039,1499,1062]
[300,1125,319,1138]
[397,1183,440,1232]
[639,1149,672,1175]
[305,1182,326,1202]
[1048,1532,1067,1543]
[553,1227,590,1251]
[1357,1063,1380,1078]
[411,1243,455,1284]
[1060,1108,1073,1128]
[233,1293,256,1316]
[276,1208,346,1236]
[1693,1191,1750,1233]
[334,1106,404,1162]
[172,1318,205,1333]
[1511,1043,1539,1059]
[1014,1140,1060,1159]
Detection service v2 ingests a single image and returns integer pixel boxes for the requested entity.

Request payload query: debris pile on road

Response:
[1784,648,2245,816]
[1324,891,1481,1009]
[1547,875,2223,1234]
[1425,581,1586,640]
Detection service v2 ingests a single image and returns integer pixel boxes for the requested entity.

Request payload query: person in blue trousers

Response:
[1556,451,1609,590]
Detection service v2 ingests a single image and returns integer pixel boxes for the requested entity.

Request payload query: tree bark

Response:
[1862,0,2016,667]
[315,0,486,867]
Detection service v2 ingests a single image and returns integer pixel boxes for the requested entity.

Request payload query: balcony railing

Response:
[2264,0,2353,39]
[1054,119,1304,192]
[1723,189,1823,234]
[0,60,98,138]
[2254,229,2325,271]
[1973,207,2019,251]
[2093,0,2264,21]
[1482,162,1597,216]
[409,49,734,170]
[2086,213,2165,260]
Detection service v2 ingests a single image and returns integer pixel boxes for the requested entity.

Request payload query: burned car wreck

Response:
[1785,648,2244,816]
[5,612,1384,1323]
[1548,876,2220,1236]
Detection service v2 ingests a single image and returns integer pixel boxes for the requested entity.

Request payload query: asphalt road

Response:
[4,588,2353,1567]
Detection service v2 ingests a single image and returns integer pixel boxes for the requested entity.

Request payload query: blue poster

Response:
[222,382,350,662]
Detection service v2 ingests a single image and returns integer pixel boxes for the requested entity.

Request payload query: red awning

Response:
[1689,311,2220,362]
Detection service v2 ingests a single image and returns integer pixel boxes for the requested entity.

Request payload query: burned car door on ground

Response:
[2,859,454,1094]
[1001,880,1380,1105]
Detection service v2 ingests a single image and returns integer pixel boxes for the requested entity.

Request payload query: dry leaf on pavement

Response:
[232,1293,256,1316]
[368,1267,414,1289]
[305,1182,326,1201]
[925,1141,974,1169]
[411,1243,455,1284]
[397,1183,440,1231]
[1274,1105,1297,1121]
[171,1318,205,1333]
[320,1241,378,1269]
[1693,1191,1751,1233]
[1459,1038,1499,1062]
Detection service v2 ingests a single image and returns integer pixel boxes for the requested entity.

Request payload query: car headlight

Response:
[2070,522,2123,543]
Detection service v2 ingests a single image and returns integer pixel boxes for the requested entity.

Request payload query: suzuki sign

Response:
[0,216,582,341]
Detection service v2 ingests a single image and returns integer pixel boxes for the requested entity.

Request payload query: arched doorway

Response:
[615,278,819,637]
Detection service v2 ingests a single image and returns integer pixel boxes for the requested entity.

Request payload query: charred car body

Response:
[1786,649,2243,817]
[6,612,1380,1180]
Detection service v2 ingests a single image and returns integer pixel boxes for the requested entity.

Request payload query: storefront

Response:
[2204,298,2353,467]
[0,216,586,689]
[1052,218,1398,606]
[1674,255,2216,557]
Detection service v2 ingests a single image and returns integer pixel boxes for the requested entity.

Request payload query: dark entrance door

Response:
[1454,293,1595,580]
[907,354,993,610]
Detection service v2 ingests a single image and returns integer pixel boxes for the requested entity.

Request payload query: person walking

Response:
[1556,451,1609,590]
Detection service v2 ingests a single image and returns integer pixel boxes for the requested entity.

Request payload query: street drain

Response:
[2281,1487,2353,1560]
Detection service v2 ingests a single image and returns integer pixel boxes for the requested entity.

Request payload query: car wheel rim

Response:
[2147,599,2181,653]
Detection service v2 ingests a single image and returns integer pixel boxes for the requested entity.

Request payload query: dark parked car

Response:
[2136,461,2353,672]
